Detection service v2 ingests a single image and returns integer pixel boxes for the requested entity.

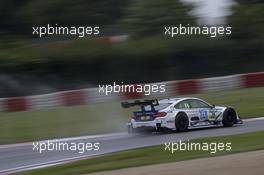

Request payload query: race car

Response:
[121,97,243,133]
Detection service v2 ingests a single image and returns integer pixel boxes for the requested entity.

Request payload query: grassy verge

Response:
[14,131,264,175]
[1,87,264,144]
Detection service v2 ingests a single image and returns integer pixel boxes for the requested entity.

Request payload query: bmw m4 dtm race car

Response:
[121,97,243,133]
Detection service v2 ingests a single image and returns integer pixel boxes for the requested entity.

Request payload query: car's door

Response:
[174,100,197,120]
[188,99,216,121]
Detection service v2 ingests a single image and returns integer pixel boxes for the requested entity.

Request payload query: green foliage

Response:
[229,2,264,40]
[122,0,195,36]
[17,0,128,26]
[0,0,263,84]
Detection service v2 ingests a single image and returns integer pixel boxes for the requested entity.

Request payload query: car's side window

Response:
[175,100,191,109]
[190,99,211,108]
[175,99,212,109]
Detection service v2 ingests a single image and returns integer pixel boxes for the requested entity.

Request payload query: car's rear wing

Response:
[121,99,159,111]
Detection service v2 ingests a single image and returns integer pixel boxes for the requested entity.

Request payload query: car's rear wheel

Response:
[222,108,237,127]
[175,113,189,132]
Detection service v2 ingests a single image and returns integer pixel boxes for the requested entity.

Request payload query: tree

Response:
[121,0,196,36]
[228,1,264,40]
[17,0,129,26]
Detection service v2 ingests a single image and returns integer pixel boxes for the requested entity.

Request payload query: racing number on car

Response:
[199,109,208,120]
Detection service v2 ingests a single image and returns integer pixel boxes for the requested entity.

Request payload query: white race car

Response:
[121,97,243,133]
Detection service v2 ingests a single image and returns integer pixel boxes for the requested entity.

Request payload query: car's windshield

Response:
[144,103,172,111]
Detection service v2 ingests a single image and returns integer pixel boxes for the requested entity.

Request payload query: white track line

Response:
[0,153,100,175]
[0,132,127,149]
[243,117,264,122]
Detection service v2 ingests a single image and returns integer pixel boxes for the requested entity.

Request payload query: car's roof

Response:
[159,97,202,104]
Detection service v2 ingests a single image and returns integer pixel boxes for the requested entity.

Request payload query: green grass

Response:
[14,131,264,175]
[1,87,264,144]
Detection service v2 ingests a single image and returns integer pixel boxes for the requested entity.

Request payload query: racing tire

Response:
[222,108,237,127]
[175,112,189,132]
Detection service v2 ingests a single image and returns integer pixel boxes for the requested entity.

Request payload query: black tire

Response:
[175,112,189,132]
[222,108,237,127]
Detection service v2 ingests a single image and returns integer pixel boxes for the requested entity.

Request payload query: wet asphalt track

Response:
[0,117,264,174]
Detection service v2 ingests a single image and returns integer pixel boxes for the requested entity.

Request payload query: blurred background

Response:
[0,0,263,97]
[0,2,264,174]
[0,0,263,145]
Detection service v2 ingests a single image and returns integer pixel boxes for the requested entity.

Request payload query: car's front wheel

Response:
[175,112,189,132]
[222,108,237,127]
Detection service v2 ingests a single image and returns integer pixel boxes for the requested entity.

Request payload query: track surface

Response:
[0,117,264,174]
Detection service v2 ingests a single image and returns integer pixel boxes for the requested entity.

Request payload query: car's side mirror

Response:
[211,104,215,108]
